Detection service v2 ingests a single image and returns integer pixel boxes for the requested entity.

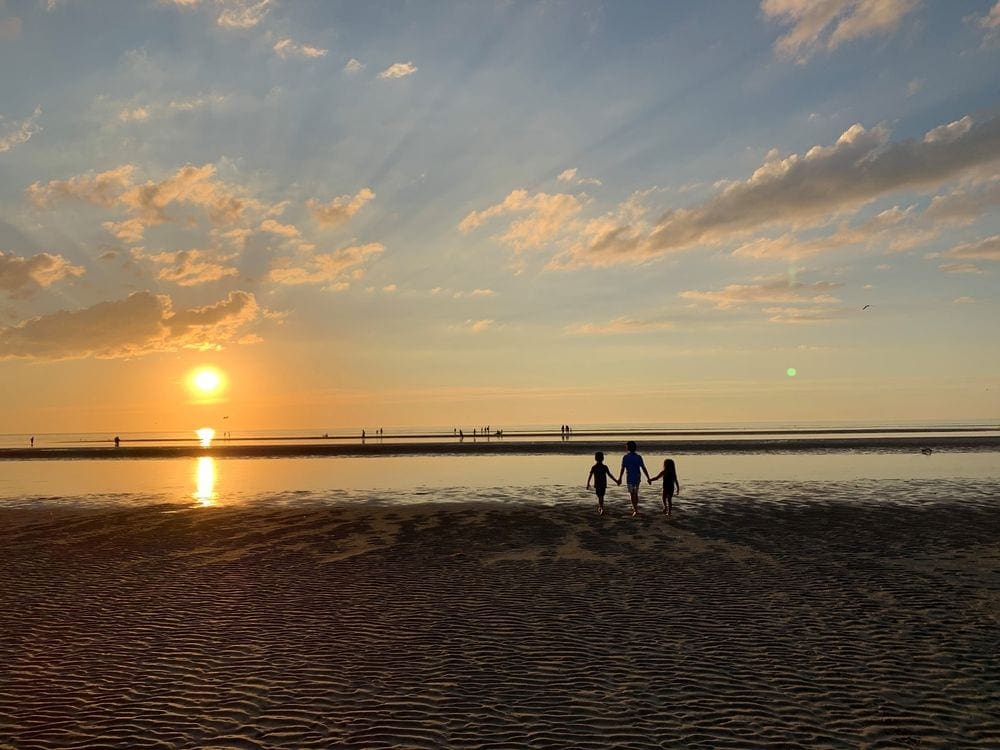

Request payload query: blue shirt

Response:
[621,452,645,484]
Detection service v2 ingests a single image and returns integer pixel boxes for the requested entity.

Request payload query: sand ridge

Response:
[1,479,998,748]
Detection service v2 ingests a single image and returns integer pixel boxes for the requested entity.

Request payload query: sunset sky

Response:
[1,0,998,433]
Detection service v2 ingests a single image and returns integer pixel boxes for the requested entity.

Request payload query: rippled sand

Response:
[2,479,998,748]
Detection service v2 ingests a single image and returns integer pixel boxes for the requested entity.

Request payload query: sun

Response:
[189,366,226,396]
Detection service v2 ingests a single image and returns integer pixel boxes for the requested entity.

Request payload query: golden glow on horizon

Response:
[193,456,217,506]
[196,427,215,447]
[188,367,226,396]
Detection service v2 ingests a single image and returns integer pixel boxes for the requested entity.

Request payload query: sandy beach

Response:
[2,479,998,748]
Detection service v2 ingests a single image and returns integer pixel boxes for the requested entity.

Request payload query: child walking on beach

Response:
[586,451,620,515]
[649,458,681,516]
[618,441,651,518]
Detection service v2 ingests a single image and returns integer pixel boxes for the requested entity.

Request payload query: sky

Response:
[1,0,998,433]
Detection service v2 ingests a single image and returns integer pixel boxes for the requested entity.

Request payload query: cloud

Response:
[975,1,1000,43]
[378,61,417,79]
[144,248,239,286]
[925,179,1000,224]
[306,188,375,227]
[453,288,495,298]
[557,168,578,183]
[557,114,1000,268]
[952,296,976,304]
[557,167,602,187]
[0,106,42,154]
[30,163,261,241]
[344,58,364,73]
[731,205,934,259]
[943,235,1000,261]
[118,106,151,123]
[0,251,84,296]
[382,283,397,293]
[763,305,850,324]
[939,263,986,275]
[259,219,300,238]
[0,16,21,41]
[564,316,674,335]
[465,319,494,332]
[761,0,919,63]
[0,290,261,360]
[681,276,842,310]
[216,0,272,29]
[459,189,584,251]
[273,38,328,59]
[906,78,924,97]
[267,242,384,285]
[112,94,228,125]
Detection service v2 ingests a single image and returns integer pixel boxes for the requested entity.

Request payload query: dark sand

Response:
[2,479,998,748]
[2,434,999,460]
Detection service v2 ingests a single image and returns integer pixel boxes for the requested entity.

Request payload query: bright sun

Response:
[189,367,225,395]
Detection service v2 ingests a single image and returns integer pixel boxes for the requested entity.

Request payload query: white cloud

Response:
[925,179,1000,224]
[343,58,364,74]
[29,163,264,242]
[761,0,919,63]
[553,113,1000,268]
[267,242,384,285]
[378,61,417,79]
[763,305,850,324]
[453,288,495,298]
[0,251,84,296]
[307,188,375,227]
[557,167,601,186]
[557,168,578,183]
[216,0,272,29]
[143,248,239,286]
[382,284,397,293]
[459,189,584,251]
[0,290,262,360]
[465,318,494,332]
[939,263,986,275]
[118,106,151,123]
[0,106,41,154]
[259,219,300,238]
[273,38,328,60]
[565,316,674,335]
[944,235,1000,261]
[975,1,1000,43]
[680,276,842,310]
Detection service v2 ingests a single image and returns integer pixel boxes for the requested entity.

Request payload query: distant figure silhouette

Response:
[649,458,681,516]
[617,441,650,517]
[587,451,621,516]
[30,436,34,447]
[114,435,120,448]
[921,447,933,455]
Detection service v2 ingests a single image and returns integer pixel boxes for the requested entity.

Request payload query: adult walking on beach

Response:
[618,441,650,517]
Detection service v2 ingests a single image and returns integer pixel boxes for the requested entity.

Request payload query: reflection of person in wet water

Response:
[114,435,120,448]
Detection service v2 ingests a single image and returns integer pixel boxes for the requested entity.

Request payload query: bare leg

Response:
[663,493,672,515]
[629,487,639,517]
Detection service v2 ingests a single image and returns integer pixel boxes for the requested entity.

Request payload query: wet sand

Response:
[2,434,999,460]
[2,480,998,748]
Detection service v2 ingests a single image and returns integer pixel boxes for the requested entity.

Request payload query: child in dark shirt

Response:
[649,458,681,515]
[586,451,620,515]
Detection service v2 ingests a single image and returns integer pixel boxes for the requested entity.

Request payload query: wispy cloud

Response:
[564,316,674,335]
[459,190,584,251]
[273,38,328,60]
[267,242,384,285]
[378,61,417,79]
[0,107,42,154]
[762,0,919,63]
[343,58,364,74]
[307,188,375,227]
[141,248,239,286]
[681,276,842,310]
[943,234,1000,261]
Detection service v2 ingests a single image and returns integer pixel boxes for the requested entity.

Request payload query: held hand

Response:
[586,484,591,490]
[616,479,622,485]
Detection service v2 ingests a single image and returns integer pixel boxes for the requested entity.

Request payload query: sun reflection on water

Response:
[196,427,215,448]
[193,456,217,506]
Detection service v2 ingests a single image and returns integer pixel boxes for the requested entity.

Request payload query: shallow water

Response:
[0,451,996,508]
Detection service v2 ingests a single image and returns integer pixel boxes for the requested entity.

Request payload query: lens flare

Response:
[786,367,797,377]
[196,427,215,447]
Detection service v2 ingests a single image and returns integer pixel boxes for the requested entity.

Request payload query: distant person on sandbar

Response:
[30,436,34,447]
[114,435,120,448]
[649,458,681,516]
[617,441,650,517]
[586,451,620,515]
